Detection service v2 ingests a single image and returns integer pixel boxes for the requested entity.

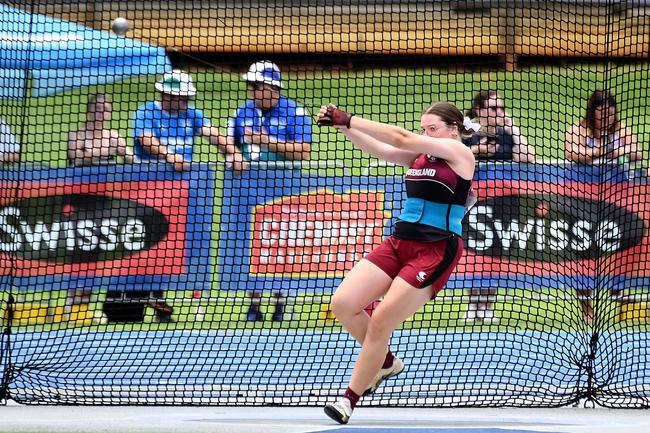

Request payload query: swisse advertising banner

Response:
[462,180,649,276]
[0,182,184,276]
[219,163,649,293]
[1,164,215,291]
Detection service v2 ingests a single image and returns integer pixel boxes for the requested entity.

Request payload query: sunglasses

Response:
[247,82,265,91]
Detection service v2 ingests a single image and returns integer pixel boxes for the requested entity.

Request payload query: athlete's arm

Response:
[349,116,475,179]
[339,127,419,167]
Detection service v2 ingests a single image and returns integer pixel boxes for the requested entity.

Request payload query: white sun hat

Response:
[242,61,284,88]
[155,70,197,97]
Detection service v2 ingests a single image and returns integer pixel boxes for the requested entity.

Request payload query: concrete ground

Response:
[2,403,650,433]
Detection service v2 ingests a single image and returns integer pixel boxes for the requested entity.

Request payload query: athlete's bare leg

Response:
[330,259,393,345]
[347,277,433,394]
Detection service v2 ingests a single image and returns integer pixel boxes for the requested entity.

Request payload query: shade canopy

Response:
[0,5,171,99]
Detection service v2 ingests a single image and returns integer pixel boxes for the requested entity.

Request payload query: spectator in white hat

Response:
[228,61,312,162]
[132,69,246,173]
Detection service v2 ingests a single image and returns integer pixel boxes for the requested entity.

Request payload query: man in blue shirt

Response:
[228,61,313,162]
[133,70,246,173]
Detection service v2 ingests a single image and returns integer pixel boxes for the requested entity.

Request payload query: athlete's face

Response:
[419,114,458,139]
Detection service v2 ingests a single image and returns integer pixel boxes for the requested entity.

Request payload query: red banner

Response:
[250,190,389,277]
[0,181,188,276]
[458,180,650,276]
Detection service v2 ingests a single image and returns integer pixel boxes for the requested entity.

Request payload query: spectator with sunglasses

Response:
[464,90,536,163]
[229,61,313,321]
[461,90,535,324]
[228,61,313,162]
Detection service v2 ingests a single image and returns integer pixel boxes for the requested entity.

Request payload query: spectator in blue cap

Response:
[228,61,313,162]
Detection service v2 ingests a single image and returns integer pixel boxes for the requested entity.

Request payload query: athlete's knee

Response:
[365,313,394,342]
[330,292,354,318]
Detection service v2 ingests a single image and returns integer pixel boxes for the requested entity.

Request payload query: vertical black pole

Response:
[0,294,15,403]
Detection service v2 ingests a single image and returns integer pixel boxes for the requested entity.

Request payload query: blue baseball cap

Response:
[242,61,283,88]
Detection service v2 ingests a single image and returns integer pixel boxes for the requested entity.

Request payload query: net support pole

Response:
[0,293,15,404]
[584,332,600,404]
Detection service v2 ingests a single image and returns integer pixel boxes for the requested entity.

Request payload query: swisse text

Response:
[0,206,146,253]
[468,205,621,253]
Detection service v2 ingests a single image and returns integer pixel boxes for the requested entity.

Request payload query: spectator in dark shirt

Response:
[464,90,535,163]
[462,91,536,324]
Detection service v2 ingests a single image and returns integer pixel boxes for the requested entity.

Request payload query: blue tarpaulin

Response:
[0,4,171,98]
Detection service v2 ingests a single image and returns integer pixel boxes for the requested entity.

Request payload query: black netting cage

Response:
[0,0,649,407]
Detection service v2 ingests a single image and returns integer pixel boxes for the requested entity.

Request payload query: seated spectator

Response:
[462,91,535,324]
[565,89,643,165]
[67,94,133,324]
[0,116,21,163]
[230,61,313,317]
[128,70,247,323]
[464,90,536,163]
[133,70,247,173]
[565,89,644,322]
[68,93,134,166]
[228,61,313,162]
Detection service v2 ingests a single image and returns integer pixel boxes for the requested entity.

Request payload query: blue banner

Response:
[218,162,649,294]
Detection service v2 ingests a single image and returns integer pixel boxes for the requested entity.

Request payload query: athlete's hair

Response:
[583,89,619,136]
[423,102,474,137]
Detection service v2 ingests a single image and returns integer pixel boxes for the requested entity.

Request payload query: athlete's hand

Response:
[317,104,352,128]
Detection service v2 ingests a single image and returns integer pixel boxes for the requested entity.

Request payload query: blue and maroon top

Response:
[394,153,473,240]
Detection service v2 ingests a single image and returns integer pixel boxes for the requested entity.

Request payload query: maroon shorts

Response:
[364,236,463,297]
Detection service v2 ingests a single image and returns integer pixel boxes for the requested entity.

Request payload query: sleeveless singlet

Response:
[394,153,473,241]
